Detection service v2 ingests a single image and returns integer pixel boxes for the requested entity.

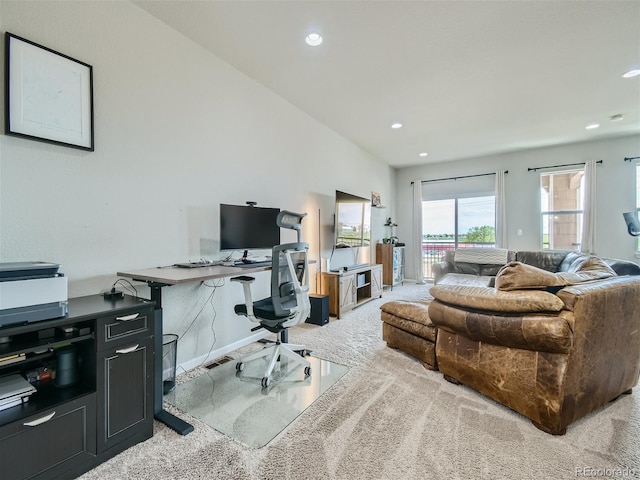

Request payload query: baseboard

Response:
[177,330,269,373]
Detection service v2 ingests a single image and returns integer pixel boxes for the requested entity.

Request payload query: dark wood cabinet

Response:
[0,395,96,480]
[0,295,155,480]
[97,335,153,452]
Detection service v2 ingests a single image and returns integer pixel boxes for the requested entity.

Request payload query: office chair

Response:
[231,210,311,388]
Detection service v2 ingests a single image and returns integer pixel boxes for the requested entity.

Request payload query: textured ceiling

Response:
[134,0,640,167]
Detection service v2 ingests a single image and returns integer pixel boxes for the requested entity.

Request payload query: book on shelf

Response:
[0,353,26,366]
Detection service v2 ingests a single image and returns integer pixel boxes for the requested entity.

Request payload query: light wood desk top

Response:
[117,264,271,285]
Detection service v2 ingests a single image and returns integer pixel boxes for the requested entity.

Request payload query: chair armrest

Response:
[231,275,255,283]
[231,276,256,318]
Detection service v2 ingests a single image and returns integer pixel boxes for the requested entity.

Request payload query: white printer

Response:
[0,262,68,328]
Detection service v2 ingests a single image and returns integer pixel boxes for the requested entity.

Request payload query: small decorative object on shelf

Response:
[383,218,399,244]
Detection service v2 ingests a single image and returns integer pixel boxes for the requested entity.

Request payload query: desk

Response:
[117,264,271,435]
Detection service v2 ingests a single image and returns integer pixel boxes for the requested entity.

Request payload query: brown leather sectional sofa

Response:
[382,249,640,434]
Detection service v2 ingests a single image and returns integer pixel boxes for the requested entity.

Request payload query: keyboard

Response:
[174,261,223,268]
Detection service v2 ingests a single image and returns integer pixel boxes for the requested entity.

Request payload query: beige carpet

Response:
[79,283,640,480]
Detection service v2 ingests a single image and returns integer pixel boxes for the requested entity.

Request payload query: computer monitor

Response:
[219,204,281,251]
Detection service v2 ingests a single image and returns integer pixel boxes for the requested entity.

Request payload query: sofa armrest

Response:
[431,261,451,284]
[428,300,573,353]
[430,284,565,312]
[555,276,640,415]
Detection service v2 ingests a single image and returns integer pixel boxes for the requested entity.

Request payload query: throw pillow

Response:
[495,262,564,291]
[496,257,617,291]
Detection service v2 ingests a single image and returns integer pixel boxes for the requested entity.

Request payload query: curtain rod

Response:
[527,160,602,172]
[411,170,508,185]
[624,156,640,162]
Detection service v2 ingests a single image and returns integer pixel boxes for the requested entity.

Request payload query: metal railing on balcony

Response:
[421,241,495,278]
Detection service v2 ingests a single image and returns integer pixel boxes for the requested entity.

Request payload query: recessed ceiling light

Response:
[305,33,323,46]
[622,69,640,78]
[419,152,428,157]
[391,123,403,129]
[585,123,600,130]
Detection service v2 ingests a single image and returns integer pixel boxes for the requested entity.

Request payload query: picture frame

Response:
[371,191,382,207]
[5,32,94,151]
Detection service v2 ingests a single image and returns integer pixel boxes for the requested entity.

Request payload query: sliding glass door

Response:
[422,195,495,278]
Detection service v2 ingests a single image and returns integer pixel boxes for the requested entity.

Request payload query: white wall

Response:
[396,135,640,280]
[0,1,395,369]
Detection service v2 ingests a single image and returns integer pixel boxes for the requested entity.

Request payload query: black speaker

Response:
[55,345,79,388]
[307,294,329,326]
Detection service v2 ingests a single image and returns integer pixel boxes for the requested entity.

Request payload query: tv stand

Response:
[318,264,383,319]
[343,263,369,271]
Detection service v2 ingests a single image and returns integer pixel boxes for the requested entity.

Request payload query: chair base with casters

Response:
[235,338,311,388]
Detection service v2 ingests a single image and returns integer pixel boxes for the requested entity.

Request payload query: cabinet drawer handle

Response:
[24,411,55,427]
[116,344,139,354]
[116,313,139,321]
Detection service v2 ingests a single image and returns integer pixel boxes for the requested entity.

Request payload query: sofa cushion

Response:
[602,257,640,276]
[429,284,565,312]
[495,262,562,291]
[479,263,506,276]
[515,251,569,272]
[455,262,482,275]
[380,300,437,343]
[495,258,616,291]
[558,251,590,273]
[380,300,433,328]
[556,256,616,282]
[437,273,493,287]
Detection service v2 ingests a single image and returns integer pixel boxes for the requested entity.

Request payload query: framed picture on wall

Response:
[5,32,94,151]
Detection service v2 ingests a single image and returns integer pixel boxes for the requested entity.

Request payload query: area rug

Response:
[78,283,640,480]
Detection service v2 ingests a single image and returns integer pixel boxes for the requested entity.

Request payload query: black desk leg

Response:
[151,286,194,435]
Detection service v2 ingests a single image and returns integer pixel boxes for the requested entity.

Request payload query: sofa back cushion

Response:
[558,251,590,273]
[439,250,481,275]
[602,257,640,276]
[515,251,569,272]
[443,248,515,276]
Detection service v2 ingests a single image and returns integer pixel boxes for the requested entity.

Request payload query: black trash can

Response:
[162,334,178,395]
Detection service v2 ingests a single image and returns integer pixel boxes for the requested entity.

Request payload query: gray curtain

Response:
[495,170,507,248]
[580,159,597,254]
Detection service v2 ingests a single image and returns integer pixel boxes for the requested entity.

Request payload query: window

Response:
[540,170,584,250]
[422,195,495,277]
